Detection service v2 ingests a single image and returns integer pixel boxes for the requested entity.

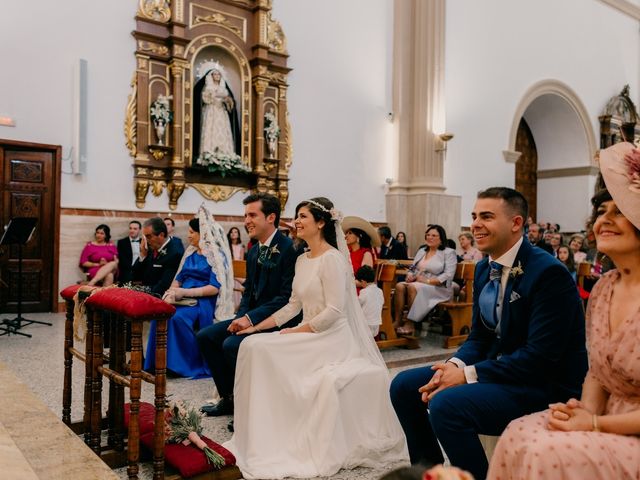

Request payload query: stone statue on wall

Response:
[193,62,241,167]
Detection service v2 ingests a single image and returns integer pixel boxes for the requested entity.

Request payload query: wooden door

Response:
[515,119,538,221]
[0,141,60,312]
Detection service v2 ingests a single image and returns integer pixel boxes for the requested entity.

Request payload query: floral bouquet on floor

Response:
[422,465,474,480]
[164,401,226,469]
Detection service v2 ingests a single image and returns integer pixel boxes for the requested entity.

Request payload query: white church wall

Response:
[537,176,594,232]
[0,0,392,220]
[272,0,392,220]
[443,0,640,226]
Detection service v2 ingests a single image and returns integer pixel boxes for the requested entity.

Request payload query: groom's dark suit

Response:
[196,229,301,399]
[390,238,588,478]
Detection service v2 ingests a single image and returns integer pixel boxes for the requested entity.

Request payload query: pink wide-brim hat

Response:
[598,142,640,230]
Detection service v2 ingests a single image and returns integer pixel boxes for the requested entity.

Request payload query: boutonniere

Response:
[258,244,280,269]
[509,261,524,279]
[158,248,167,258]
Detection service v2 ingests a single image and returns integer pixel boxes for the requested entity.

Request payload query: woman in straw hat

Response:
[342,216,381,275]
[488,142,640,479]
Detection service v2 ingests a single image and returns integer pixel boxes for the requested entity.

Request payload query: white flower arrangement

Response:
[196,148,251,177]
[150,95,173,126]
[509,261,524,278]
[264,111,280,141]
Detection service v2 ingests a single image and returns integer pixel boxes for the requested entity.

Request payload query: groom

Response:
[390,187,588,479]
[196,193,301,416]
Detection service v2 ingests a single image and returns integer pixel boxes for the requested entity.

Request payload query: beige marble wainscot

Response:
[0,362,118,479]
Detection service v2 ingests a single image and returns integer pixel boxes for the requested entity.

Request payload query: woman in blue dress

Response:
[145,207,234,378]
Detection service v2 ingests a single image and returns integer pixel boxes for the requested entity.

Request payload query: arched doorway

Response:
[514,119,538,221]
[507,80,597,231]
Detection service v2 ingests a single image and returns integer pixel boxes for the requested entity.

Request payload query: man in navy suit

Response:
[132,217,182,296]
[197,193,300,416]
[390,187,588,479]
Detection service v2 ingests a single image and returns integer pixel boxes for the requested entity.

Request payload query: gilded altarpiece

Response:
[126,0,292,210]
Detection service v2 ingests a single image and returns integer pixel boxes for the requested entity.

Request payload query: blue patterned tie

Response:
[478,261,503,330]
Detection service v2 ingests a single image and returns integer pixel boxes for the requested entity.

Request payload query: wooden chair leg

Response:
[83,304,95,445]
[153,317,168,479]
[62,299,74,426]
[127,320,143,480]
[90,309,104,454]
[443,308,471,348]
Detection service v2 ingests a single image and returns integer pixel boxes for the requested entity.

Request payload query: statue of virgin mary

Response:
[192,61,241,165]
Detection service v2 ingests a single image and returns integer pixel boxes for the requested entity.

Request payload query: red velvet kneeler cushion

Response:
[60,284,83,301]
[124,402,156,435]
[124,402,236,478]
[85,288,175,319]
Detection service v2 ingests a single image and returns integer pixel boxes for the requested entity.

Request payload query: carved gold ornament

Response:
[151,180,166,196]
[194,12,242,39]
[138,41,169,56]
[124,74,138,158]
[190,184,246,202]
[139,0,171,23]
[266,12,287,54]
[135,179,150,208]
[284,113,293,171]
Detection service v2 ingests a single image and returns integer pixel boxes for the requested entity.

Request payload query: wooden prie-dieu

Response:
[61,285,175,480]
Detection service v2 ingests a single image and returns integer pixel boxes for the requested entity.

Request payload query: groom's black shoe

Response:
[200,397,233,416]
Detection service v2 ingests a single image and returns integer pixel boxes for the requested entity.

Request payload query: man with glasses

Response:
[132,217,182,296]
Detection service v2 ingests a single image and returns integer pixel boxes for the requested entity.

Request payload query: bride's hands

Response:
[237,326,258,335]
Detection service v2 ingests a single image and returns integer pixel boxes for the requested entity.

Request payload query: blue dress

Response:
[144,252,221,378]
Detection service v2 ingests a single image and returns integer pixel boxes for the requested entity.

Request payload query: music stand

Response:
[0,218,52,337]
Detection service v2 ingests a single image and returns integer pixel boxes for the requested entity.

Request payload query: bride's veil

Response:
[334,215,387,370]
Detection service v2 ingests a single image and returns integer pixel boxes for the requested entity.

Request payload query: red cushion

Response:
[123,401,156,435]
[124,402,236,478]
[85,289,175,319]
[60,284,82,301]
[141,432,236,478]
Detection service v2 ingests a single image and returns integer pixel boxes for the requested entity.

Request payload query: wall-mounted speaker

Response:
[72,58,88,175]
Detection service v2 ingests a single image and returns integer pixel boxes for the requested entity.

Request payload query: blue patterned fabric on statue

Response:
[145,252,221,378]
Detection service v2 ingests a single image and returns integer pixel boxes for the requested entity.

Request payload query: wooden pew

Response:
[434,262,476,349]
[375,261,419,350]
[232,260,247,294]
[576,261,592,289]
[232,259,247,279]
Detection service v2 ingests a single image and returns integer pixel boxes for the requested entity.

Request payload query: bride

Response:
[225,197,409,479]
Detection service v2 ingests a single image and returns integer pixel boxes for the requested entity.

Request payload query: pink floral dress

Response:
[488,270,640,480]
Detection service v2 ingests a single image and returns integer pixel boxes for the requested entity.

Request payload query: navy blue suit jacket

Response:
[455,239,588,401]
[131,239,182,296]
[236,229,301,327]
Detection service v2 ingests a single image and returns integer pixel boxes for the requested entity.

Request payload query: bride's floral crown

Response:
[304,199,343,222]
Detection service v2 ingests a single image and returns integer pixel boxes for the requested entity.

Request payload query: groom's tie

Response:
[257,245,269,266]
[478,261,503,330]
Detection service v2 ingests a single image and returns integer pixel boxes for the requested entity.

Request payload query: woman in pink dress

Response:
[488,142,640,480]
[78,224,118,286]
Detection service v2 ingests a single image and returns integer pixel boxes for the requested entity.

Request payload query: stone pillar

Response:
[386,0,461,251]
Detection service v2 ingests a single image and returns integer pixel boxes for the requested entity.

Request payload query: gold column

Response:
[170,61,186,166]
[253,79,269,192]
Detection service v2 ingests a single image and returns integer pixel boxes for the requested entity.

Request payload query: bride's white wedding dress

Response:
[224,249,409,479]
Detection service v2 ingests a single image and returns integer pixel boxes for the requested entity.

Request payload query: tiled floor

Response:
[0,313,454,479]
